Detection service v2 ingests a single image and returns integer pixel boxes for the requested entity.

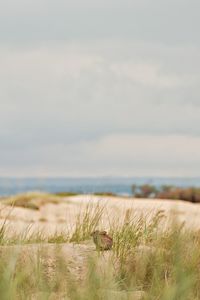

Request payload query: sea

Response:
[0,177,199,197]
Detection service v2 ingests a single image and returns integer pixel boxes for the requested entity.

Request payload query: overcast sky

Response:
[0,0,200,177]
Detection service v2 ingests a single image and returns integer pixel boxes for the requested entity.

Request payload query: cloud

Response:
[0,1,199,176]
[0,42,199,148]
[1,134,200,177]
[0,0,200,45]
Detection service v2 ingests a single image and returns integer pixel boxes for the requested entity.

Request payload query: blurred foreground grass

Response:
[0,201,200,299]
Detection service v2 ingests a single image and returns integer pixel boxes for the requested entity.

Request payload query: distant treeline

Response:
[131,184,200,203]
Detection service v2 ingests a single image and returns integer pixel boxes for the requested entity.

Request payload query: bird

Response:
[91,230,113,251]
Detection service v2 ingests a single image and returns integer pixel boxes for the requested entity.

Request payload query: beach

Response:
[1,194,200,236]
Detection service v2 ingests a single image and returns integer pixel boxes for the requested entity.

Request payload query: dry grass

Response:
[0,200,200,299]
[2,192,64,210]
[70,202,105,243]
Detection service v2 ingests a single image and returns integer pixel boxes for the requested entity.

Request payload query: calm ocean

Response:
[0,177,199,197]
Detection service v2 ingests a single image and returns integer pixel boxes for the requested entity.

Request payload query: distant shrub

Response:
[131,184,200,203]
[157,187,200,203]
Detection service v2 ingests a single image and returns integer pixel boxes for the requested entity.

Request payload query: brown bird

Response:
[91,230,113,251]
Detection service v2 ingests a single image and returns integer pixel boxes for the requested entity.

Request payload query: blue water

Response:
[0,177,199,197]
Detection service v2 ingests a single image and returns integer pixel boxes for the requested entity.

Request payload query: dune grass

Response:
[0,203,200,299]
[2,192,65,210]
[70,202,105,243]
[54,192,79,197]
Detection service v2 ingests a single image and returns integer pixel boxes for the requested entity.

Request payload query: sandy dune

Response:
[0,195,199,299]
[1,195,200,235]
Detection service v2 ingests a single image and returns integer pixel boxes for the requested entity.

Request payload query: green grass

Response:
[70,202,105,243]
[1,203,200,299]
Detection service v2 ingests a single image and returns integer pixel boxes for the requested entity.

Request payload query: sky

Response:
[0,0,200,177]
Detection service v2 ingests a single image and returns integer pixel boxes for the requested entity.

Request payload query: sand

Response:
[0,195,199,299]
[1,195,200,235]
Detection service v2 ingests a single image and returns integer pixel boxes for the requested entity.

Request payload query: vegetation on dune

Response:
[70,202,105,243]
[2,185,200,212]
[132,184,200,203]
[1,192,67,210]
[0,202,104,246]
[0,203,200,299]
[54,192,79,197]
[93,192,117,197]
